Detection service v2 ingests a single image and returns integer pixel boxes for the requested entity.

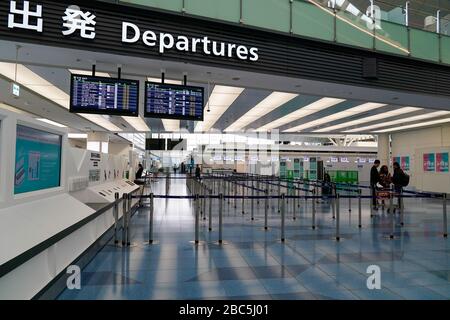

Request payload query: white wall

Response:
[391,124,450,193]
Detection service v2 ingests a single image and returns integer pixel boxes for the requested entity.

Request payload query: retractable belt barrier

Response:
[133,173,448,245]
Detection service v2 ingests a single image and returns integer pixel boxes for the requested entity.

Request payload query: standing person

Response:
[195,164,201,180]
[135,163,144,180]
[392,162,409,210]
[370,160,381,209]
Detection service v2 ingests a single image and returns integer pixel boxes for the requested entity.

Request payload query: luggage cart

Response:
[376,188,400,213]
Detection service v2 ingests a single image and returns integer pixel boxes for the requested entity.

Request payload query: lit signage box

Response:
[10,82,20,97]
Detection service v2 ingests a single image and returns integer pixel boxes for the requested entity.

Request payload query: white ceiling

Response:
[1,39,450,135]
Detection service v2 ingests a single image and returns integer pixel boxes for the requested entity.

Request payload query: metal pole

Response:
[127,193,132,246]
[242,183,245,214]
[390,191,395,239]
[335,193,340,241]
[208,189,213,231]
[358,189,362,228]
[122,193,127,246]
[149,193,154,244]
[195,194,200,244]
[400,194,404,226]
[203,185,207,220]
[219,193,223,243]
[264,189,269,230]
[278,179,281,213]
[281,193,286,242]
[251,184,255,221]
[443,193,448,238]
[332,186,336,219]
[312,189,316,230]
[114,192,119,244]
[348,190,352,213]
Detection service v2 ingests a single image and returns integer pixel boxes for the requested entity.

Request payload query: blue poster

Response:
[14,125,62,194]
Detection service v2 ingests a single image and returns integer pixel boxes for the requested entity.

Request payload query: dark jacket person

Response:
[370,160,381,208]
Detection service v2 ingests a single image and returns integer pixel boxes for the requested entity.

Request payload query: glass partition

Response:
[98,0,450,66]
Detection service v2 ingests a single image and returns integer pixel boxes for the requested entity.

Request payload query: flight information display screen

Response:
[70,75,139,116]
[144,82,204,121]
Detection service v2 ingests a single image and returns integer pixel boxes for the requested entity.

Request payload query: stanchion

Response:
[332,187,336,219]
[281,193,286,242]
[312,190,316,230]
[358,189,362,228]
[218,193,223,244]
[234,181,237,209]
[443,193,448,238]
[264,189,269,230]
[194,194,200,244]
[148,193,154,244]
[114,192,119,244]
[242,183,245,214]
[400,195,404,226]
[335,194,340,241]
[251,185,255,221]
[203,185,207,221]
[122,193,128,246]
[389,192,395,239]
[348,190,352,213]
[208,189,213,231]
[127,193,132,246]
[278,181,281,213]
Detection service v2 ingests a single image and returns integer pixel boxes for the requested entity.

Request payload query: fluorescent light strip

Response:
[345,111,450,133]
[195,85,245,132]
[256,97,345,132]
[313,107,421,132]
[0,62,69,108]
[69,69,111,78]
[68,133,88,139]
[36,118,67,128]
[374,117,450,133]
[122,116,150,132]
[224,92,298,132]
[284,102,387,132]
[79,114,122,132]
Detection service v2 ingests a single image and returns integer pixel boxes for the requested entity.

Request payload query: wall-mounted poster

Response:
[401,156,410,171]
[436,153,449,172]
[423,153,436,172]
[393,156,401,165]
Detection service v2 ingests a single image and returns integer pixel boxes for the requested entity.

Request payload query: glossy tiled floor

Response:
[59,177,450,300]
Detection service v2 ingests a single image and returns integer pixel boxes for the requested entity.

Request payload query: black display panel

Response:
[70,75,139,116]
[145,138,165,151]
[144,82,204,121]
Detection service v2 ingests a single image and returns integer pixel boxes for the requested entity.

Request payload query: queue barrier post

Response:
[335,193,340,241]
[264,189,269,230]
[122,193,128,246]
[208,189,213,231]
[127,193,132,246]
[148,193,154,244]
[312,189,316,230]
[195,194,200,244]
[242,183,245,215]
[390,191,395,239]
[281,193,286,242]
[112,193,119,245]
[219,193,223,244]
[443,193,448,238]
[358,189,362,228]
[251,185,255,221]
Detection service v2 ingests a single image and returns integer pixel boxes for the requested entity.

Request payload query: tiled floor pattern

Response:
[59,178,450,300]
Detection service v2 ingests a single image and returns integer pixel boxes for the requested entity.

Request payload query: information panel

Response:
[70,75,139,116]
[14,125,62,195]
[144,82,204,121]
